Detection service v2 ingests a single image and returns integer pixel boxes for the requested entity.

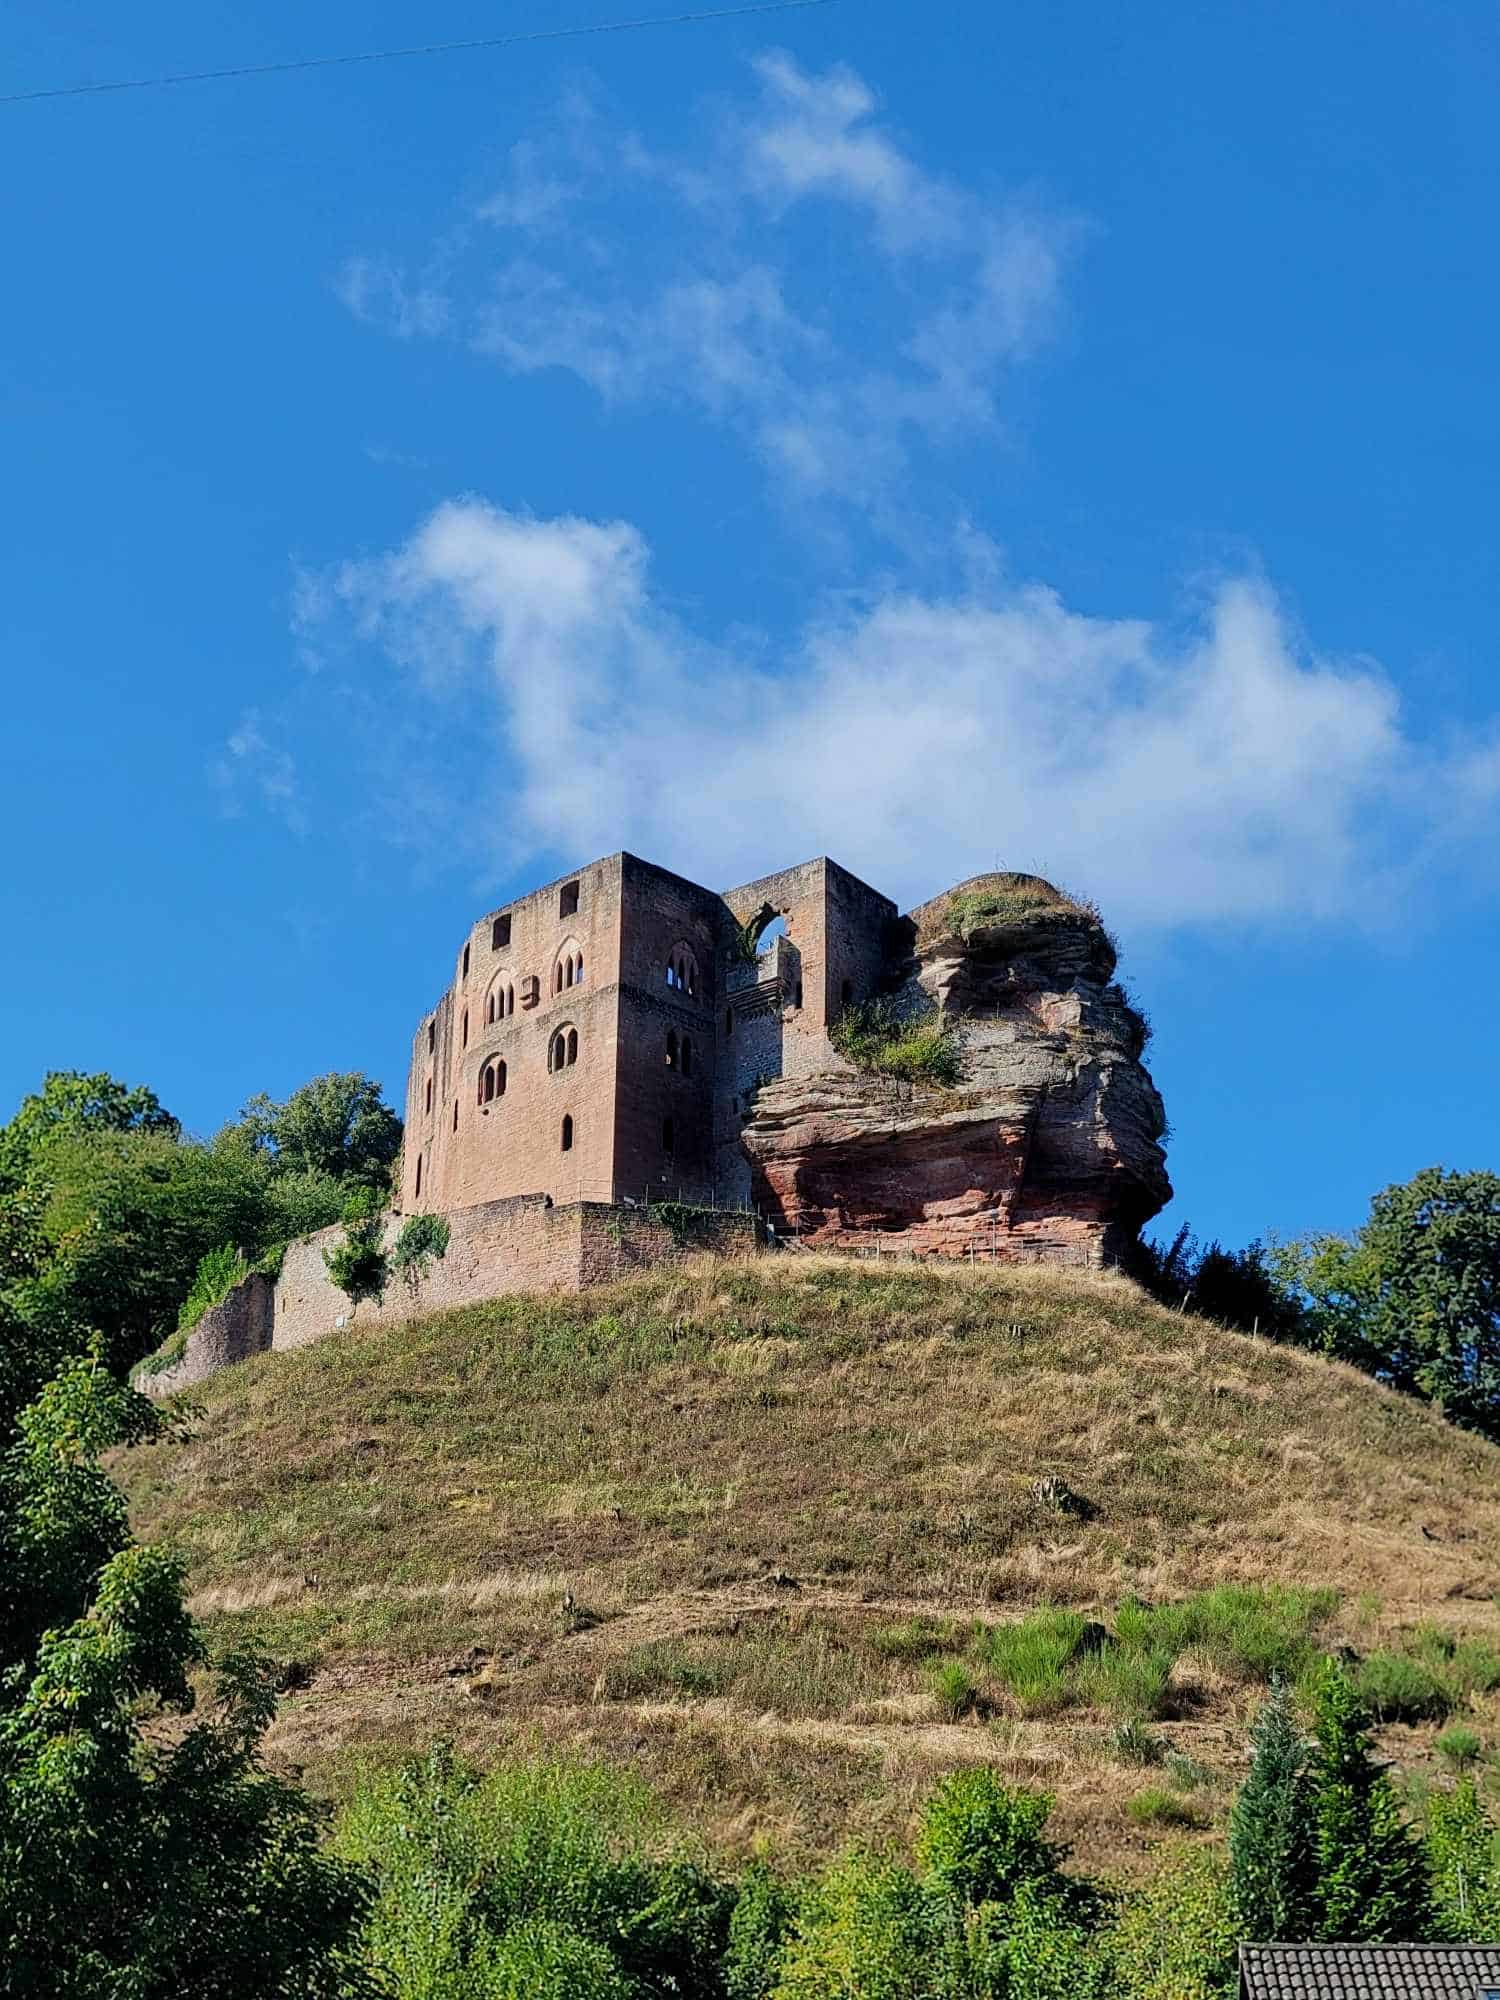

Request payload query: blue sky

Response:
[3,0,1498,1248]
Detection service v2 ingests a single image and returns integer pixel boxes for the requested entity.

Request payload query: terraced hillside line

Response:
[117,1255,1500,1876]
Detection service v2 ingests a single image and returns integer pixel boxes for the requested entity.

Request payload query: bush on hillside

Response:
[1135,1226,1304,1340]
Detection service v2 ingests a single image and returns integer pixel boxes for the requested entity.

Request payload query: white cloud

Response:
[326,499,1500,928]
[337,54,1073,510]
[740,52,963,253]
[211,710,305,834]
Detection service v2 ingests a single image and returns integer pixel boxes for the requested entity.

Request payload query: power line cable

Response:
[0,0,834,106]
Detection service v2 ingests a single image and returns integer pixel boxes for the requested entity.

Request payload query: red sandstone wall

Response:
[404,857,626,1212]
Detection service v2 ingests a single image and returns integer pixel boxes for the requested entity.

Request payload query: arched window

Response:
[486,991,496,1025]
[496,1059,507,1097]
[681,1036,693,1077]
[665,1030,678,1070]
[665,943,700,997]
[414,1153,422,1197]
[506,984,515,1017]
[561,1114,573,1152]
[424,1076,433,1114]
[567,1027,578,1066]
[479,1063,496,1105]
[662,1115,674,1156]
[554,942,582,999]
[549,1029,568,1073]
[461,1008,469,1048]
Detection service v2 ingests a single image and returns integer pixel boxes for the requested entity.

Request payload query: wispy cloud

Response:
[334,54,1074,511]
[210,710,305,834]
[320,499,1500,928]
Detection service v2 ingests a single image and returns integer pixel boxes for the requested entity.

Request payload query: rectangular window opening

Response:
[492,913,511,950]
[559,880,580,918]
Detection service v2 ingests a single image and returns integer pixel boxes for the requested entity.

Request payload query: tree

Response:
[0,1200,369,1996]
[1136,1226,1304,1340]
[1230,1679,1315,1942]
[229,1072,402,1190]
[17,1128,275,1374]
[1276,1168,1500,1441]
[0,1069,177,1187]
[1426,1777,1500,1942]
[1304,1662,1432,1943]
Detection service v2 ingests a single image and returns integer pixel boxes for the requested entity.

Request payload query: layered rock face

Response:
[739,875,1170,1266]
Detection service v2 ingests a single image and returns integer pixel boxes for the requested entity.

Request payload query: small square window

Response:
[493,914,511,950]
[559,880,580,918]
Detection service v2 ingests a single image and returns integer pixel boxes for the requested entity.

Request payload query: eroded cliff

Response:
[739,873,1170,1264]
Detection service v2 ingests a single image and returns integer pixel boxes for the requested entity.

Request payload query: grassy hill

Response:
[117,1255,1500,1877]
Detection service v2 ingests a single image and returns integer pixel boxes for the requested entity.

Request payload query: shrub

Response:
[726,1863,794,2000]
[390,1211,450,1291]
[916,1772,1071,1911]
[177,1241,250,1332]
[1128,1787,1203,1829]
[984,1610,1091,1712]
[930,1659,980,1720]
[1077,1643,1176,1721]
[830,998,961,1089]
[1109,1849,1237,2000]
[1425,1776,1500,1941]
[771,1852,934,2000]
[338,1746,733,2000]
[1435,1725,1483,1771]
[1110,1720,1164,1766]
[1353,1650,1453,1724]
[322,1189,388,1308]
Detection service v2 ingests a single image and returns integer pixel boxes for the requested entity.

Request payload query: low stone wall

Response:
[137,1271,275,1398]
[141,1197,761,1397]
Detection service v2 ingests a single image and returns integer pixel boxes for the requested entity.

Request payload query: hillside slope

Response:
[118,1256,1500,1875]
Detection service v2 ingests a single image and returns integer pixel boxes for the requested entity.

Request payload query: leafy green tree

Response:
[1305,1661,1432,1942]
[0,1069,178,1184]
[1426,1777,1500,1941]
[1276,1167,1500,1440]
[18,1128,274,1373]
[1108,1849,1237,1999]
[230,1071,402,1190]
[0,1206,368,1995]
[1230,1679,1315,1942]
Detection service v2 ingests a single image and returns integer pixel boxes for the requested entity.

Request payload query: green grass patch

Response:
[829,998,962,1088]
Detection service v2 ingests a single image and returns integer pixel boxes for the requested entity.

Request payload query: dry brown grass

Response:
[115,1254,1500,1876]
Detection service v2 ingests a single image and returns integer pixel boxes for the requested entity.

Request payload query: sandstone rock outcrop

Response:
[740,874,1170,1265]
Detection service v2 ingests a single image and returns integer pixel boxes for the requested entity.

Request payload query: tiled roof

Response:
[1240,1944,1500,1998]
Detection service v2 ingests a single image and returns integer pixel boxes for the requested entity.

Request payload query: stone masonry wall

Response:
[273,1200,758,1362]
[141,1199,761,1396]
[137,1271,274,1398]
